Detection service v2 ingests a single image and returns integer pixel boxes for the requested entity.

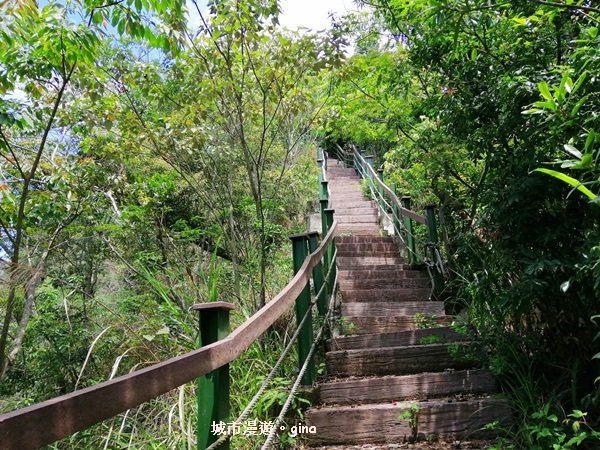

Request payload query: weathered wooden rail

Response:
[0,210,339,449]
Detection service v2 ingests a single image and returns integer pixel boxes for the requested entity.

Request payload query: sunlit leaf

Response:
[533,168,597,200]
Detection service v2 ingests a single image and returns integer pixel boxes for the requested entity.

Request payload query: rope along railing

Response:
[331,143,445,299]
[205,246,339,450]
[0,205,340,448]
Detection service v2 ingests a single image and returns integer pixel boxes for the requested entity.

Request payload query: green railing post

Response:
[324,208,337,291]
[364,155,374,182]
[390,182,401,237]
[319,198,329,237]
[289,233,315,386]
[192,302,236,450]
[377,168,385,210]
[320,180,328,202]
[401,196,417,266]
[425,204,439,250]
[307,232,327,317]
[425,204,444,297]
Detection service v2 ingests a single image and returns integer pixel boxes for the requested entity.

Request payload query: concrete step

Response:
[337,268,425,280]
[329,327,466,351]
[336,236,396,244]
[336,226,383,236]
[335,242,398,253]
[340,315,453,335]
[338,277,430,290]
[336,250,399,258]
[340,301,444,318]
[336,256,405,267]
[330,203,375,210]
[330,203,374,210]
[305,397,511,445]
[340,288,431,303]
[335,215,378,224]
[318,369,498,405]
[331,207,377,215]
[326,343,474,377]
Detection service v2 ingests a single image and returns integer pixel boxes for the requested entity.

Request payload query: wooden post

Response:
[402,196,417,266]
[289,233,315,385]
[192,302,235,450]
[308,232,327,317]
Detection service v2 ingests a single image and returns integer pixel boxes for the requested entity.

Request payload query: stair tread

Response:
[326,343,474,377]
[318,369,499,405]
[305,397,511,444]
[341,301,445,317]
[330,327,468,351]
[341,316,453,335]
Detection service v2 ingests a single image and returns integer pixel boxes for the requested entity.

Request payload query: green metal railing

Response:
[331,143,445,299]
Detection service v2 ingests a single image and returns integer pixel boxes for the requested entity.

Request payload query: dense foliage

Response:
[0,0,337,447]
[323,0,600,447]
[2,0,600,448]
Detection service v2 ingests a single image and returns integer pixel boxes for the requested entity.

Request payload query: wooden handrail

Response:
[0,221,339,450]
[334,144,427,225]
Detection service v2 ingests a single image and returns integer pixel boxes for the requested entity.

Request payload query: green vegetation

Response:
[323,0,600,447]
[2,0,600,448]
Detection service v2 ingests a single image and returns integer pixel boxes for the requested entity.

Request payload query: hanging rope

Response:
[260,269,339,450]
[204,249,338,450]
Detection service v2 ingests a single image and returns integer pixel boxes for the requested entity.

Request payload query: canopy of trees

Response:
[1,0,600,448]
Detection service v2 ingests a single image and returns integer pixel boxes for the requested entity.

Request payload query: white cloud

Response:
[278,0,356,32]
[186,0,359,34]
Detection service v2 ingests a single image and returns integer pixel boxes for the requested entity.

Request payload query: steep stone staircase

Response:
[304,158,510,448]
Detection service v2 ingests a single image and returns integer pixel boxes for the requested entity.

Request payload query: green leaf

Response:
[533,168,597,200]
[584,131,595,153]
[522,108,545,115]
[571,95,588,117]
[533,100,557,112]
[563,144,581,159]
[572,71,588,94]
[538,81,553,101]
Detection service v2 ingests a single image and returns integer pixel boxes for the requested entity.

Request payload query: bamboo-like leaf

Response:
[534,168,597,200]
[538,81,553,101]
[563,144,582,159]
[570,95,588,117]
[572,70,588,94]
